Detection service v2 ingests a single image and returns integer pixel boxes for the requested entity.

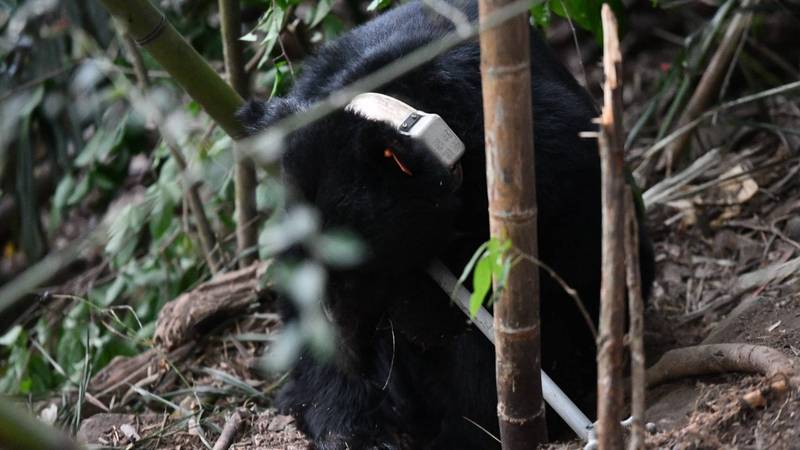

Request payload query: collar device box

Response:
[346,93,465,170]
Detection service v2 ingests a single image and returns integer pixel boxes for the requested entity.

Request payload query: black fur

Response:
[239,1,655,448]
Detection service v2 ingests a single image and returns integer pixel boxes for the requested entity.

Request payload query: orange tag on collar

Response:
[384,148,413,176]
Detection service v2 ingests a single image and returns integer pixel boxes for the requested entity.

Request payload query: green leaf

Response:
[201,368,264,398]
[52,174,76,212]
[546,0,624,42]
[308,0,333,28]
[0,325,23,346]
[270,60,290,98]
[18,377,32,394]
[470,254,492,317]
[93,171,117,192]
[456,241,489,289]
[310,230,365,268]
[321,15,344,41]
[367,0,393,11]
[256,7,286,68]
[103,277,127,307]
[105,200,153,266]
[148,186,175,240]
[74,110,128,167]
[66,174,90,206]
[530,1,551,28]
[487,238,511,290]
[0,86,43,161]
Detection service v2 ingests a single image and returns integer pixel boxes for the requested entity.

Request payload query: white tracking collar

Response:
[345,93,465,170]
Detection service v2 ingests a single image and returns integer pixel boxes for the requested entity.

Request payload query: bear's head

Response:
[238,96,464,273]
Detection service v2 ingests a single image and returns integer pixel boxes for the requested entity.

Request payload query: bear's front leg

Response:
[276,344,421,450]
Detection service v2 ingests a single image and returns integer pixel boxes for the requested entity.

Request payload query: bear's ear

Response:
[236,97,299,136]
[352,119,415,173]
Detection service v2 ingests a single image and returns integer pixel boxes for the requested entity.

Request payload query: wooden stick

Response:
[624,192,645,450]
[597,5,626,449]
[212,410,245,450]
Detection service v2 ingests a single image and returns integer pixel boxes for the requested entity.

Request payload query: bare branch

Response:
[212,410,246,450]
[624,191,645,450]
[596,5,626,448]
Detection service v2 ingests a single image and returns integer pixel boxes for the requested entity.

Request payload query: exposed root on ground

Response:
[646,343,800,388]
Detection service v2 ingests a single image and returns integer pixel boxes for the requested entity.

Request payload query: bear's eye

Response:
[383,148,413,176]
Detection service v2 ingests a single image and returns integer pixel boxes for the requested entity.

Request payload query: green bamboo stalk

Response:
[218,0,248,96]
[218,0,259,267]
[98,0,245,138]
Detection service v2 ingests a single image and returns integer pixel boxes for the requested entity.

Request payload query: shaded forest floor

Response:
[24,3,800,450]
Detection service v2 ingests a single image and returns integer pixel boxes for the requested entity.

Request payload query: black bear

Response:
[238,1,655,448]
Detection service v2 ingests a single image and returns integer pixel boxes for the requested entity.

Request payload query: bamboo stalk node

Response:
[134,14,166,46]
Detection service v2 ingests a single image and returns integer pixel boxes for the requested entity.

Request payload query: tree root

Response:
[154,261,270,349]
[646,343,800,388]
[87,261,272,413]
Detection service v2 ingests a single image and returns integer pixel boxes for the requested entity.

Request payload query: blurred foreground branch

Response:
[98,0,245,138]
[0,398,83,450]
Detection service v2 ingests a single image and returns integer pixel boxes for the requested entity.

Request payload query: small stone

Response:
[119,423,140,441]
[267,414,295,432]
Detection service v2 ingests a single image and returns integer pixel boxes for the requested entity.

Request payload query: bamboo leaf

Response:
[201,367,264,398]
[470,254,492,317]
[367,0,393,12]
[308,0,333,28]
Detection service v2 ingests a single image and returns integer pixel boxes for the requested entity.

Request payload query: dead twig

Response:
[88,262,270,408]
[639,81,800,166]
[646,343,800,388]
[176,145,226,274]
[88,344,193,409]
[642,148,722,209]
[662,0,757,170]
[120,33,151,89]
[624,191,645,450]
[596,5,627,448]
[513,251,597,340]
[212,410,246,450]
